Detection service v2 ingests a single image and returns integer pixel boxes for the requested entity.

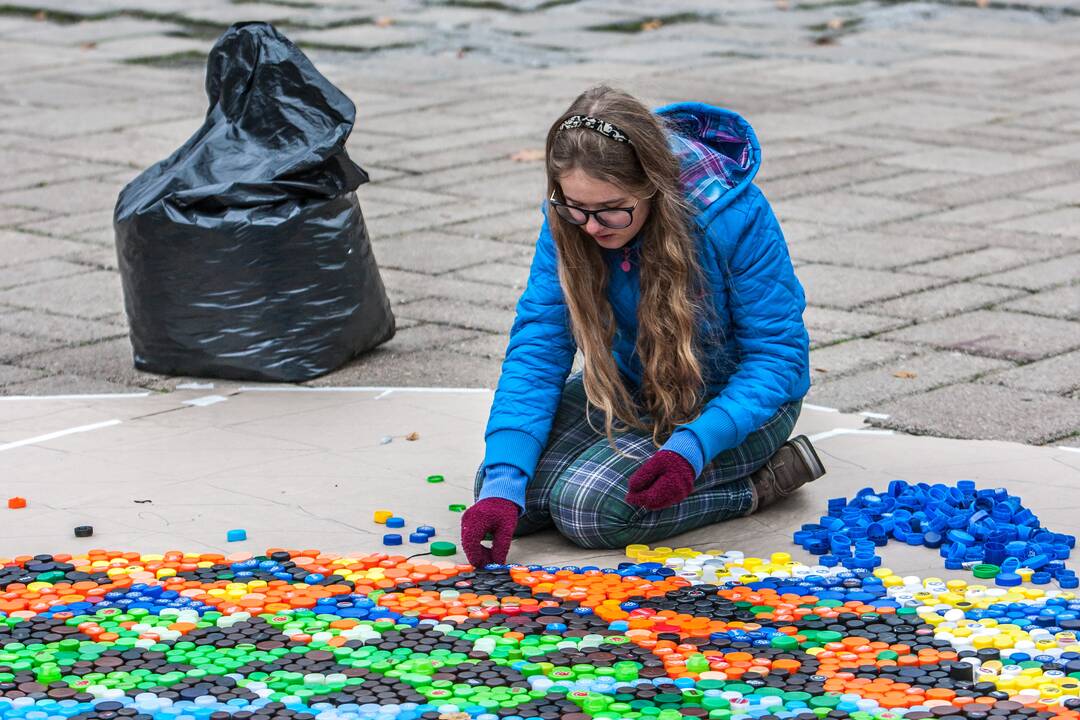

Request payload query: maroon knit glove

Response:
[625,450,696,511]
[460,497,518,568]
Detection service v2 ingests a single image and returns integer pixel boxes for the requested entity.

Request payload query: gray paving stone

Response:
[0,97,196,139]
[904,246,1060,280]
[978,350,1080,396]
[291,26,428,51]
[452,333,509,361]
[979,253,1080,291]
[876,220,1078,252]
[918,198,1057,226]
[0,206,50,227]
[375,323,481,355]
[0,363,45,386]
[803,306,908,339]
[305,347,501,389]
[0,258,91,292]
[759,162,907,202]
[0,231,85,265]
[881,310,1080,363]
[371,233,526,275]
[0,178,122,215]
[0,331,62,362]
[0,270,123,320]
[797,264,942,309]
[451,262,530,289]
[997,284,1080,320]
[850,171,977,199]
[0,149,121,193]
[776,192,935,229]
[808,338,911,378]
[867,282,1024,321]
[807,350,1012,413]
[0,373,148,397]
[379,268,522,310]
[998,207,1080,238]
[11,337,168,390]
[1023,180,1080,203]
[0,306,125,344]
[790,231,970,271]
[881,147,1061,176]
[397,298,515,334]
[875,383,1080,445]
[442,208,543,245]
[367,199,522,239]
[902,161,1080,207]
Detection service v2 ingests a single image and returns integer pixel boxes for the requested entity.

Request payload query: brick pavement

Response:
[0,0,1077,447]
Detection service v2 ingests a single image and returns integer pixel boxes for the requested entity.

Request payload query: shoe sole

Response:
[788,435,826,480]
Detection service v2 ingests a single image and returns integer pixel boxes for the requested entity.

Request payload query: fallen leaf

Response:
[80,41,97,50]
[133,499,152,504]
[405,431,420,441]
[893,370,917,379]
[510,148,545,162]
[826,17,845,30]
[641,18,664,31]
[813,35,835,45]
[33,10,47,20]
[813,367,828,373]
[374,16,394,27]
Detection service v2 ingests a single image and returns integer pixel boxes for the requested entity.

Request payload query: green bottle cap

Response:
[449,504,467,512]
[430,541,457,556]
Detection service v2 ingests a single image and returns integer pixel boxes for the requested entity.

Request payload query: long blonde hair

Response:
[546,85,706,447]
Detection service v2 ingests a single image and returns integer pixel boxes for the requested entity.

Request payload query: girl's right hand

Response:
[460,497,518,567]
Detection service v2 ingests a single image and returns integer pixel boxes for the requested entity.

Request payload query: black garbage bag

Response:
[114,21,394,382]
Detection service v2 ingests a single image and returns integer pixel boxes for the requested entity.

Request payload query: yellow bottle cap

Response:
[373,510,392,524]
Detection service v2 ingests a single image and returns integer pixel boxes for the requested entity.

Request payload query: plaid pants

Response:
[476,374,801,550]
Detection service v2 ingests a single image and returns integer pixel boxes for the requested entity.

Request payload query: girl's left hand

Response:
[625,450,696,510]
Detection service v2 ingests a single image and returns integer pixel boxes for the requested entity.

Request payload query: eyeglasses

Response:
[548,191,645,230]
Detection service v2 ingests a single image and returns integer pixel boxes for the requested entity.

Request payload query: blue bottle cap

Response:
[948,530,975,545]
[995,572,1021,587]
[416,525,436,537]
[383,533,403,546]
[409,532,430,544]
[385,516,405,528]
[226,529,247,542]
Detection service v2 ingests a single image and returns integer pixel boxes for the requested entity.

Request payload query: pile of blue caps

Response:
[793,480,1076,586]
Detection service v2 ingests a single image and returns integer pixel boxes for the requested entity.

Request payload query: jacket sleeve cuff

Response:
[679,406,741,467]
[477,464,529,511]
[483,428,544,480]
[661,429,706,478]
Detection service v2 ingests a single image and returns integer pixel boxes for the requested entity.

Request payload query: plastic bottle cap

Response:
[996,572,1022,587]
[226,529,246,542]
[7,496,26,509]
[430,541,457,556]
[408,532,430,544]
[373,510,392,524]
[385,516,405,528]
[972,563,1000,578]
[426,475,445,483]
[448,504,466,512]
[416,525,436,537]
[382,534,403,546]
[74,526,93,538]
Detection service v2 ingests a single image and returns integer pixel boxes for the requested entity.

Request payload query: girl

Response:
[460,86,824,568]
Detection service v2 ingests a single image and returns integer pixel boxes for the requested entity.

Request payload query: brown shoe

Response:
[748,435,826,514]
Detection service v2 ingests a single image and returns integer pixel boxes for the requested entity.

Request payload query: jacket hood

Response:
[656,102,761,227]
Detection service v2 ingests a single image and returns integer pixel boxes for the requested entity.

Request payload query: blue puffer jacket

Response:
[481,102,810,489]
